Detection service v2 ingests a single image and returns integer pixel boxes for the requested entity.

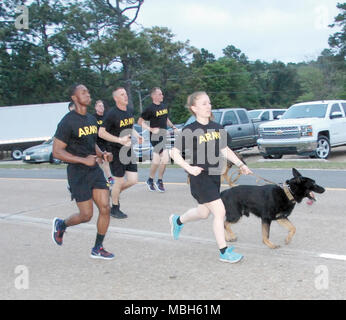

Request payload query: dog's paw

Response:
[225,232,237,242]
[285,236,293,245]
[227,236,238,242]
[263,240,280,249]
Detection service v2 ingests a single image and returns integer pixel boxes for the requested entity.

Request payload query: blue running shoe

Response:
[146,178,156,192]
[169,214,183,240]
[90,246,115,260]
[219,246,243,264]
[155,179,165,193]
[52,217,66,246]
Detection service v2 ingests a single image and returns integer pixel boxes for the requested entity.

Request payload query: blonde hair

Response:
[185,91,207,116]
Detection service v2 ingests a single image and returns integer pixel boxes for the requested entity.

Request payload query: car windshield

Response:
[43,138,53,144]
[248,110,262,119]
[184,111,222,126]
[281,104,327,119]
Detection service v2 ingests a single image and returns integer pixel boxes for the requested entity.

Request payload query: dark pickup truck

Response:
[184,108,258,150]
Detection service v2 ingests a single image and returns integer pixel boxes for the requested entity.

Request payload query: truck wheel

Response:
[315,135,330,159]
[11,149,23,160]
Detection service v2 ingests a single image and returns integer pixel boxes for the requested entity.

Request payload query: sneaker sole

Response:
[146,182,156,192]
[154,183,165,193]
[219,255,243,264]
[110,215,128,219]
[90,254,115,260]
[51,217,62,246]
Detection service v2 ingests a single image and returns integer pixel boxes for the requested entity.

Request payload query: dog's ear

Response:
[292,168,302,178]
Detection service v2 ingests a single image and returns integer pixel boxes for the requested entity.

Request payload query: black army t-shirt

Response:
[101,106,134,150]
[55,110,98,159]
[141,103,168,129]
[93,112,108,150]
[174,120,231,173]
[141,103,169,143]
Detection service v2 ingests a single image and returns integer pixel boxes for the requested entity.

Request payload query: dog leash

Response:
[250,172,279,186]
[229,171,296,203]
[250,172,296,203]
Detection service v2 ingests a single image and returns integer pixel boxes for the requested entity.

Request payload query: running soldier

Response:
[52,84,114,260]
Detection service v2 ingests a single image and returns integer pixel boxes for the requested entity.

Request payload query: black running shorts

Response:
[110,148,137,178]
[67,164,109,202]
[151,136,167,154]
[189,172,221,204]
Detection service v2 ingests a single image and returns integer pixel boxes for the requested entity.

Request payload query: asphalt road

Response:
[0,167,346,188]
[0,167,345,301]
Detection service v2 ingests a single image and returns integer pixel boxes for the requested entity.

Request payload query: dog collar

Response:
[283,184,296,203]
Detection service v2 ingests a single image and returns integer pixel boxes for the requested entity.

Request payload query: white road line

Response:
[0,177,345,191]
[319,253,346,261]
[1,213,345,262]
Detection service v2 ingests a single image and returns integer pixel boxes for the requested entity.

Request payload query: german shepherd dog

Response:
[220,168,325,249]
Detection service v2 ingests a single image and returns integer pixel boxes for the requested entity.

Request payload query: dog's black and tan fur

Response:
[221,168,325,249]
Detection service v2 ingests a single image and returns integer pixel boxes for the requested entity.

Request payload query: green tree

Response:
[296,65,327,101]
[0,0,67,105]
[191,48,215,68]
[85,0,145,111]
[248,60,301,108]
[222,45,249,64]
[136,27,194,122]
[200,57,256,109]
[328,2,346,58]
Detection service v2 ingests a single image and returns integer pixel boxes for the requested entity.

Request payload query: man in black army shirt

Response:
[52,84,115,260]
[138,87,178,192]
[99,87,143,219]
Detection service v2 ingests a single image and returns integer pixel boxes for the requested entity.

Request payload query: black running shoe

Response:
[110,206,128,219]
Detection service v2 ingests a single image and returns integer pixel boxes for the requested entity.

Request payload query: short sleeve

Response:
[54,118,71,144]
[101,109,114,131]
[219,127,232,150]
[140,106,153,121]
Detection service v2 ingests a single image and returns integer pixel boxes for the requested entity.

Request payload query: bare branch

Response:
[120,5,139,14]
[124,1,144,27]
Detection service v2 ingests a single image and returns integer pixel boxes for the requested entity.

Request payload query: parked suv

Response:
[184,108,257,150]
[257,100,346,159]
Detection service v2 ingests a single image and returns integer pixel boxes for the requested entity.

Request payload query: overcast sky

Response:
[135,0,341,63]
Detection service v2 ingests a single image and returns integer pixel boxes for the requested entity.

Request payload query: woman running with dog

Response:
[169,91,253,263]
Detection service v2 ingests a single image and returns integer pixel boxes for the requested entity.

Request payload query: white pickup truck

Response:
[257,100,346,159]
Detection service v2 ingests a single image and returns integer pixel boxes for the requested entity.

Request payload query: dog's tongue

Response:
[306,192,315,205]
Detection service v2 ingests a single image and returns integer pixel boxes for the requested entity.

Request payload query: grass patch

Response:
[0,163,67,169]
[247,161,346,170]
